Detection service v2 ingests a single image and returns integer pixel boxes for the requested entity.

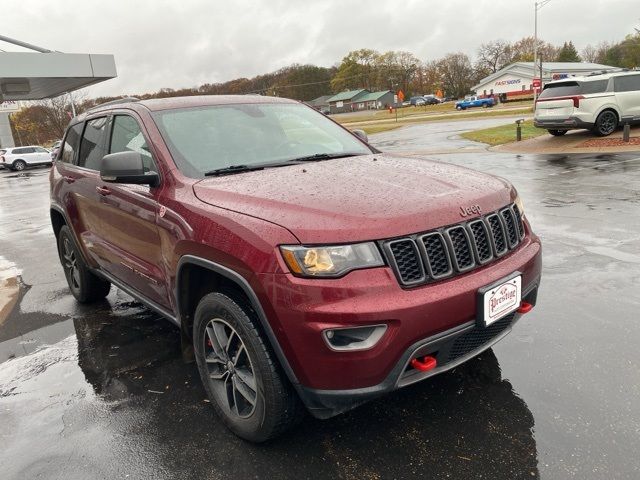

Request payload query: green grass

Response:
[460,120,545,146]
[336,107,533,137]
[353,124,402,135]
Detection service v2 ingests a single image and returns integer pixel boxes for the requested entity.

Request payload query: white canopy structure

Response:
[0,35,117,147]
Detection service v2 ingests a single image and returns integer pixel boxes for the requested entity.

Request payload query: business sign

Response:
[495,78,521,86]
[552,73,571,80]
[0,101,19,113]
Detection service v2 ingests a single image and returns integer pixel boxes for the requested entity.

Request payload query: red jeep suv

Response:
[50,95,541,442]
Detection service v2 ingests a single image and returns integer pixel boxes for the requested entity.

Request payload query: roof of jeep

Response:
[76,95,299,122]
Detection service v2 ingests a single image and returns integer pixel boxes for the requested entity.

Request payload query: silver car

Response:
[0,146,52,171]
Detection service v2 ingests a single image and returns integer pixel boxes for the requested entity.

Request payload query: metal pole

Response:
[68,92,76,117]
[0,34,52,53]
[533,1,538,103]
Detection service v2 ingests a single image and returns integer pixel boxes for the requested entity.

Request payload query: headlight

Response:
[280,242,384,278]
[514,195,525,217]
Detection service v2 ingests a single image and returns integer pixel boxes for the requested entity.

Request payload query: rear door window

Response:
[77,117,109,170]
[61,123,84,164]
[580,80,608,95]
[614,75,640,93]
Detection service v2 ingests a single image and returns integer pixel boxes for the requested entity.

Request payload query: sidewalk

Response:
[492,125,640,154]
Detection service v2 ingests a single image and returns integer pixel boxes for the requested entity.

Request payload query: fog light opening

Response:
[323,324,387,351]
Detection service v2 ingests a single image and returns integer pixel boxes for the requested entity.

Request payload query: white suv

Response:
[534,70,640,136]
[0,146,52,171]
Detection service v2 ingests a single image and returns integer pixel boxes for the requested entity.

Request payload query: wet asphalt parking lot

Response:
[0,121,639,479]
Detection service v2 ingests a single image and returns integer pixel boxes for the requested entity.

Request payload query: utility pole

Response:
[533,0,551,102]
[68,92,76,117]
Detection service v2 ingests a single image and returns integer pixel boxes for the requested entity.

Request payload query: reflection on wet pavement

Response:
[1,135,639,479]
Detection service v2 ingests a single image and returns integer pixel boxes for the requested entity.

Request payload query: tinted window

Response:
[77,117,108,170]
[61,123,83,164]
[580,80,608,94]
[12,148,26,154]
[539,81,581,98]
[614,75,640,93]
[35,147,49,153]
[23,148,35,154]
[109,116,154,172]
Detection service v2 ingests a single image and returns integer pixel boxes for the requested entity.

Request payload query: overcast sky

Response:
[1,0,637,97]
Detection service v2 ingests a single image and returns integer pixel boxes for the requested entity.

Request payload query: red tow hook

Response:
[410,356,437,372]
[517,301,533,314]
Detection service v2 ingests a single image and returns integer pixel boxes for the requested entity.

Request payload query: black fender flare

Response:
[175,255,300,387]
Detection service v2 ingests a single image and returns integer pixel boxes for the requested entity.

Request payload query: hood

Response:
[193,154,514,243]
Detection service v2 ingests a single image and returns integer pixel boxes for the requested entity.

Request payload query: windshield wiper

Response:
[286,152,364,163]
[204,165,264,177]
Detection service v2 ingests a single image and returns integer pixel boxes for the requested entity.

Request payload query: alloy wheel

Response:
[62,237,80,291]
[599,112,617,135]
[204,318,258,418]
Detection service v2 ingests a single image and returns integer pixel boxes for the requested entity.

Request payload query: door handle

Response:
[96,186,111,196]
[63,176,75,183]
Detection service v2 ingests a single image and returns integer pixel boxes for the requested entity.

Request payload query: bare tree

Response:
[581,44,598,63]
[477,40,513,74]
[437,53,475,99]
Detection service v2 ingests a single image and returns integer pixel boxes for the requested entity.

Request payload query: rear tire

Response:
[548,129,568,136]
[193,292,303,442]
[594,110,618,136]
[57,225,111,303]
[12,160,26,171]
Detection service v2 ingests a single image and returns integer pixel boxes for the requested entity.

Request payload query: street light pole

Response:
[533,0,551,102]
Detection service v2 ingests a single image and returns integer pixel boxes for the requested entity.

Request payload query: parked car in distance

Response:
[410,95,425,106]
[534,70,640,136]
[423,96,441,105]
[0,145,52,171]
[51,95,541,442]
[455,96,495,110]
[50,140,62,160]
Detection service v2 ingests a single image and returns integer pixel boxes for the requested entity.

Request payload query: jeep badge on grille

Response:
[459,204,482,217]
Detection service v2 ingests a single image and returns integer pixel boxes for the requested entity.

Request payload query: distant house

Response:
[307,95,332,114]
[352,90,395,110]
[326,89,369,114]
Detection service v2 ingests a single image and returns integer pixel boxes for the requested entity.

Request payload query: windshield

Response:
[152,102,373,178]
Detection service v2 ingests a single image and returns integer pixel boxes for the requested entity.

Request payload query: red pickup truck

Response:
[50,95,541,441]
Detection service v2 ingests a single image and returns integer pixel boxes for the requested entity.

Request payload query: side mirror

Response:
[352,129,369,144]
[100,151,159,187]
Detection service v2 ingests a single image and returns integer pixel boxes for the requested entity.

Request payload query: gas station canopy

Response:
[0,51,117,101]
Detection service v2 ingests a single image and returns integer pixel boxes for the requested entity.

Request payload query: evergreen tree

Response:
[556,41,582,62]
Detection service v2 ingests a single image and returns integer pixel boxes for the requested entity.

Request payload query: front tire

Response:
[548,129,568,136]
[193,292,302,442]
[57,225,111,302]
[594,110,618,136]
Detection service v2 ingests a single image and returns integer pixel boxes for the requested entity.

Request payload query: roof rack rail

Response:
[586,68,629,77]
[87,97,140,111]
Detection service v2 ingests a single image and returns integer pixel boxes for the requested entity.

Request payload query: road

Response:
[0,121,639,479]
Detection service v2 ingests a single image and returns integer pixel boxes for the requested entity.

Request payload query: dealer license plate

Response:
[481,275,521,326]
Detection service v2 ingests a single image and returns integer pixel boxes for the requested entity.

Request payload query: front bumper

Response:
[258,228,541,396]
[297,283,538,418]
[534,116,594,130]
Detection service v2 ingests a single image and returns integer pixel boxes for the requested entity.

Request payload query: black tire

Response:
[193,292,303,442]
[12,160,26,171]
[57,225,111,302]
[594,110,618,136]
[456,105,463,111]
[548,129,568,136]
